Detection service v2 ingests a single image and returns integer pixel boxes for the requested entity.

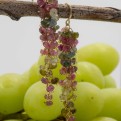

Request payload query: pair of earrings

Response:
[37,0,79,121]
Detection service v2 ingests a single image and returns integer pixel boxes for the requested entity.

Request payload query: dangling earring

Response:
[58,3,79,121]
[37,0,60,106]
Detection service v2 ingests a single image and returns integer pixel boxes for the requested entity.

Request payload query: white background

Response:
[0,0,121,86]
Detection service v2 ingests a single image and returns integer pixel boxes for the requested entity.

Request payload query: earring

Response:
[58,3,79,121]
[37,0,60,106]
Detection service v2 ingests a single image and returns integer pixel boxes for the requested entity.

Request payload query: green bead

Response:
[59,53,70,60]
[61,108,68,117]
[51,77,59,84]
[72,47,77,53]
[39,65,47,76]
[46,70,53,77]
[49,19,57,27]
[62,60,71,67]
[39,68,47,76]
[53,25,60,31]
[48,63,57,69]
[71,108,76,114]
[72,32,79,39]
[67,101,74,108]
[65,31,72,38]
[41,18,50,27]
[67,51,75,58]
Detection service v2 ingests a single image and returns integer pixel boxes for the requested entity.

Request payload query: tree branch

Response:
[0,0,121,23]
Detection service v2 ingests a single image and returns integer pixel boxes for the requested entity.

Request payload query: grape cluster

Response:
[58,27,79,121]
[37,0,60,106]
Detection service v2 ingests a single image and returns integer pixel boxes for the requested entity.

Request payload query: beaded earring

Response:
[37,0,60,106]
[58,3,79,121]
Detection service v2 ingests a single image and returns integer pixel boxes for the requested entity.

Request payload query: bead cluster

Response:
[59,26,79,121]
[37,0,59,106]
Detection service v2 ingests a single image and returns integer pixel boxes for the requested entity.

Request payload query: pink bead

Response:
[40,49,48,55]
[68,116,75,121]
[46,28,54,34]
[68,66,77,73]
[47,35,55,41]
[72,81,77,88]
[72,40,78,47]
[58,44,63,51]
[43,42,50,48]
[59,80,71,88]
[60,67,67,75]
[59,80,65,86]
[40,49,44,55]
[45,4,53,11]
[39,7,49,18]
[39,26,46,34]
[49,50,58,56]
[67,74,76,80]
[41,77,48,84]
[44,2,58,11]
[40,35,47,41]
[71,74,76,80]
[75,40,78,45]
[37,0,45,7]
[53,0,58,5]
[50,41,58,49]
[46,85,54,92]
[54,33,59,40]
[61,37,69,44]
[45,101,53,106]
[62,45,71,52]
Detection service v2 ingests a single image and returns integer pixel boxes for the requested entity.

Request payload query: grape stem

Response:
[0,111,30,121]
[0,0,121,23]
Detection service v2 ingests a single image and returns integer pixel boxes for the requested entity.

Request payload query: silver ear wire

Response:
[65,3,72,29]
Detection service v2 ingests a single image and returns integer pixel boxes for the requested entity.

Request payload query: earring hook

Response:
[65,3,72,28]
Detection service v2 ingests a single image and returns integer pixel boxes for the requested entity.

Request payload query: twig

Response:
[0,112,65,121]
[0,111,30,121]
[0,0,121,23]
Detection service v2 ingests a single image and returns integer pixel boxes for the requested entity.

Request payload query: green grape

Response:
[104,75,117,88]
[27,120,37,121]
[76,43,119,75]
[0,73,30,114]
[27,120,36,121]
[98,88,121,120]
[21,71,30,85]
[90,117,117,121]
[20,62,42,88]
[27,119,49,121]
[76,62,105,88]
[24,81,63,121]
[22,55,65,86]
[74,82,104,121]
[38,55,65,80]
[28,62,42,85]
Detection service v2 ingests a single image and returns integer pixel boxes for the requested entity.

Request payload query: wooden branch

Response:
[0,0,121,23]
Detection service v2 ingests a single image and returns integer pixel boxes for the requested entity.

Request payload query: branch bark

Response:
[0,0,121,23]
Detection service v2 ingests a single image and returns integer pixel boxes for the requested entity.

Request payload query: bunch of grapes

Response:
[0,42,120,121]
